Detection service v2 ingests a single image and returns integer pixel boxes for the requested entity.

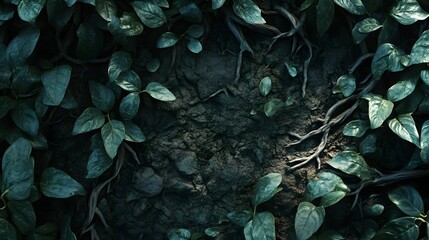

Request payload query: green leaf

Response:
[71,107,105,135]
[2,138,34,200]
[332,0,366,15]
[168,228,191,240]
[409,30,429,65]
[46,0,74,29]
[0,5,14,21]
[101,120,125,159]
[146,58,160,73]
[212,0,226,9]
[327,150,372,180]
[60,215,77,240]
[343,120,369,137]
[378,17,400,45]
[204,227,223,237]
[244,221,253,240]
[388,114,420,147]
[295,202,325,240]
[17,0,46,22]
[364,204,384,217]
[299,0,315,11]
[179,2,202,23]
[362,94,394,129]
[316,0,335,36]
[375,217,418,240]
[387,75,418,102]
[0,96,17,119]
[304,172,349,201]
[421,120,429,162]
[388,185,423,217]
[32,223,58,240]
[89,81,115,112]
[186,38,202,54]
[147,0,168,8]
[8,200,36,235]
[359,134,377,155]
[108,51,133,82]
[186,25,204,38]
[108,13,144,37]
[232,0,266,24]
[252,173,282,207]
[352,18,382,44]
[264,98,284,117]
[421,70,429,86]
[115,70,142,91]
[132,1,166,28]
[361,219,378,240]
[95,0,117,21]
[333,74,356,97]
[64,0,77,7]
[119,93,140,120]
[11,65,40,96]
[371,43,406,79]
[40,167,86,198]
[123,121,145,143]
[251,212,276,240]
[156,32,180,48]
[391,0,429,25]
[11,104,39,137]
[0,219,17,240]
[285,61,298,77]
[41,65,72,106]
[76,23,103,59]
[227,210,253,227]
[86,148,113,178]
[144,82,176,101]
[259,77,272,97]
[320,191,346,207]
[7,27,40,66]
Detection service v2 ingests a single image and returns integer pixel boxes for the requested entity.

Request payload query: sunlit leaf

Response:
[132,1,166,28]
[333,74,356,97]
[327,150,372,180]
[295,202,325,240]
[388,114,420,147]
[186,38,202,53]
[144,82,176,101]
[343,119,369,137]
[156,32,180,48]
[362,94,394,129]
[264,98,284,117]
[332,0,366,15]
[391,0,429,25]
[18,0,46,22]
[259,77,272,97]
[409,30,429,65]
[252,173,282,207]
[212,0,226,9]
[232,0,266,24]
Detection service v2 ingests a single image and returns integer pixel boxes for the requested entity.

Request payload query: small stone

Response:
[170,149,198,175]
[133,167,163,197]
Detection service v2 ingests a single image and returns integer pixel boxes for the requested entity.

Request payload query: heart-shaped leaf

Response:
[388,114,419,147]
[387,74,418,102]
[40,167,85,198]
[295,202,325,240]
[119,92,140,120]
[388,185,423,217]
[123,121,145,143]
[41,65,72,106]
[252,173,282,207]
[233,0,265,24]
[86,148,113,178]
[390,0,429,25]
[132,1,166,28]
[327,150,372,180]
[371,43,406,79]
[343,119,369,137]
[362,94,394,129]
[101,120,125,159]
[409,30,429,65]
[333,74,356,97]
[316,0,335,36]
[72,107,105,135]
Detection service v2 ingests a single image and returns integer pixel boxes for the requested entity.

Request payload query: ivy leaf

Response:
[119,92,140,120]
[343,119,369,137]
[156,32,180,48]
[108,13,144,37]
[2,138,34,200]
[364,204,385,217]
[115,70,141,92]
[251,212,276,240]
[232,0,266,25]
[259,77,272,97]
[264,98,284,117]
[327,150,372,180]
[41,65,72,106]
[295,202,325,240]
[352,18,382,44]
[333,74,356,97]
[421,120,429,162]
[227,210,253,227]
[108,51,133,82]
[123,121,145,143]
[362,94,394,129]
[304,172,349,201]
[212,0,226,9]
[7,27,40,67]
[320,191,346,207]
[316,0,335,36]
[95,0,117,21]
[409,30,429,65]
[0,219,17,240]
[86,148,113,178]
[186,38,202,54]
[8,200,36,235]
[144,82,176,101]
[388,185,423,217]
[40,167,86,198]
[76,23,104,59]
[371,43,406,79]
[186,25,204,38]
[179,2,202,23]
[332,0,366,15]
[388,114,420,147]
[131,1,166,28]
[71,107,105,135]
[359,134,377,156]
[390,0,429,25]
[387,72,418,102]
[89,81,115,112]
[252,173,282,207]
[101,120,125,159]
[375,217,418,239]
[11,104,39,137]
[17,0,46,22]
[146,58,160,73]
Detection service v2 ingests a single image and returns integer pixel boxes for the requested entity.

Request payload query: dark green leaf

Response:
[119,92,140,120]
[17,0,46,22]
[33,223,58,240]
[115,70,141,91]
[212,0,226,9]
[0,219,17,240]
[359,134,377,155]
[8,200,36,235]
[388,185,423,216]
[144,82,176,101]
[11,65,40,96]
[320,191,346,207]
[333,74,356,97]
[371,43,406,79]
[378,17,400,45]
[95,0,117,21]
[7,27,40,66]
[421,70,429,86]
[0,96,17,119]
[147,0,168,8]
[298,0,315,11]
[361,219,378,240]
[304,172,349,201]
[89,81,115,112]
[76,23,103,59]
[264,98,284,117]
[295,202,325,240]
[332,0,366,15]
[86,148,113,178]
[186,38,202,53]
[259,77,272,97]
[132,1,166,28]
[71,107,105,135]
[375,217,418,240]
[204,227,223,237]
[64,0,77,7]
[60,216,77,240]
[101,120,125,159]
[168,228,191,240]
[179,2,202,23]
[362,93,394,129]
[364,204,385,217]
[391,0,429,25]
[46,0,74,29]
[285,61,298,77]
[146,58,160,73]
[232,0,266,24]
[421,120,429,162]
[11,104,39,137]
[60,90,78,110]
[244,221,253,240]
[108,51,133,82]
[251,212,276,240]
[252,173,282,207]
[156,32,180,48]
[186,25,204,38]
[227,210,253,227]
[42,65,72,106]
[317,0,335,36]
[352,18,382,44]
[388,114,419,146]
[0,5,14,21]
[409,30,429,65]
[396,89,424,114]
[110,12,144,36]
[123,121,145,143]
[327,150,372,180]
[343,120,369,137]
[40,167,86,198]
[2,138,34,200]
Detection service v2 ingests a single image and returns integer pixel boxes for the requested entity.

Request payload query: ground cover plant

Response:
[1,0,429,239]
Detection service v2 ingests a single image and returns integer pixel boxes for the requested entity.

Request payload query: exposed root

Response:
[202,87,230,102]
